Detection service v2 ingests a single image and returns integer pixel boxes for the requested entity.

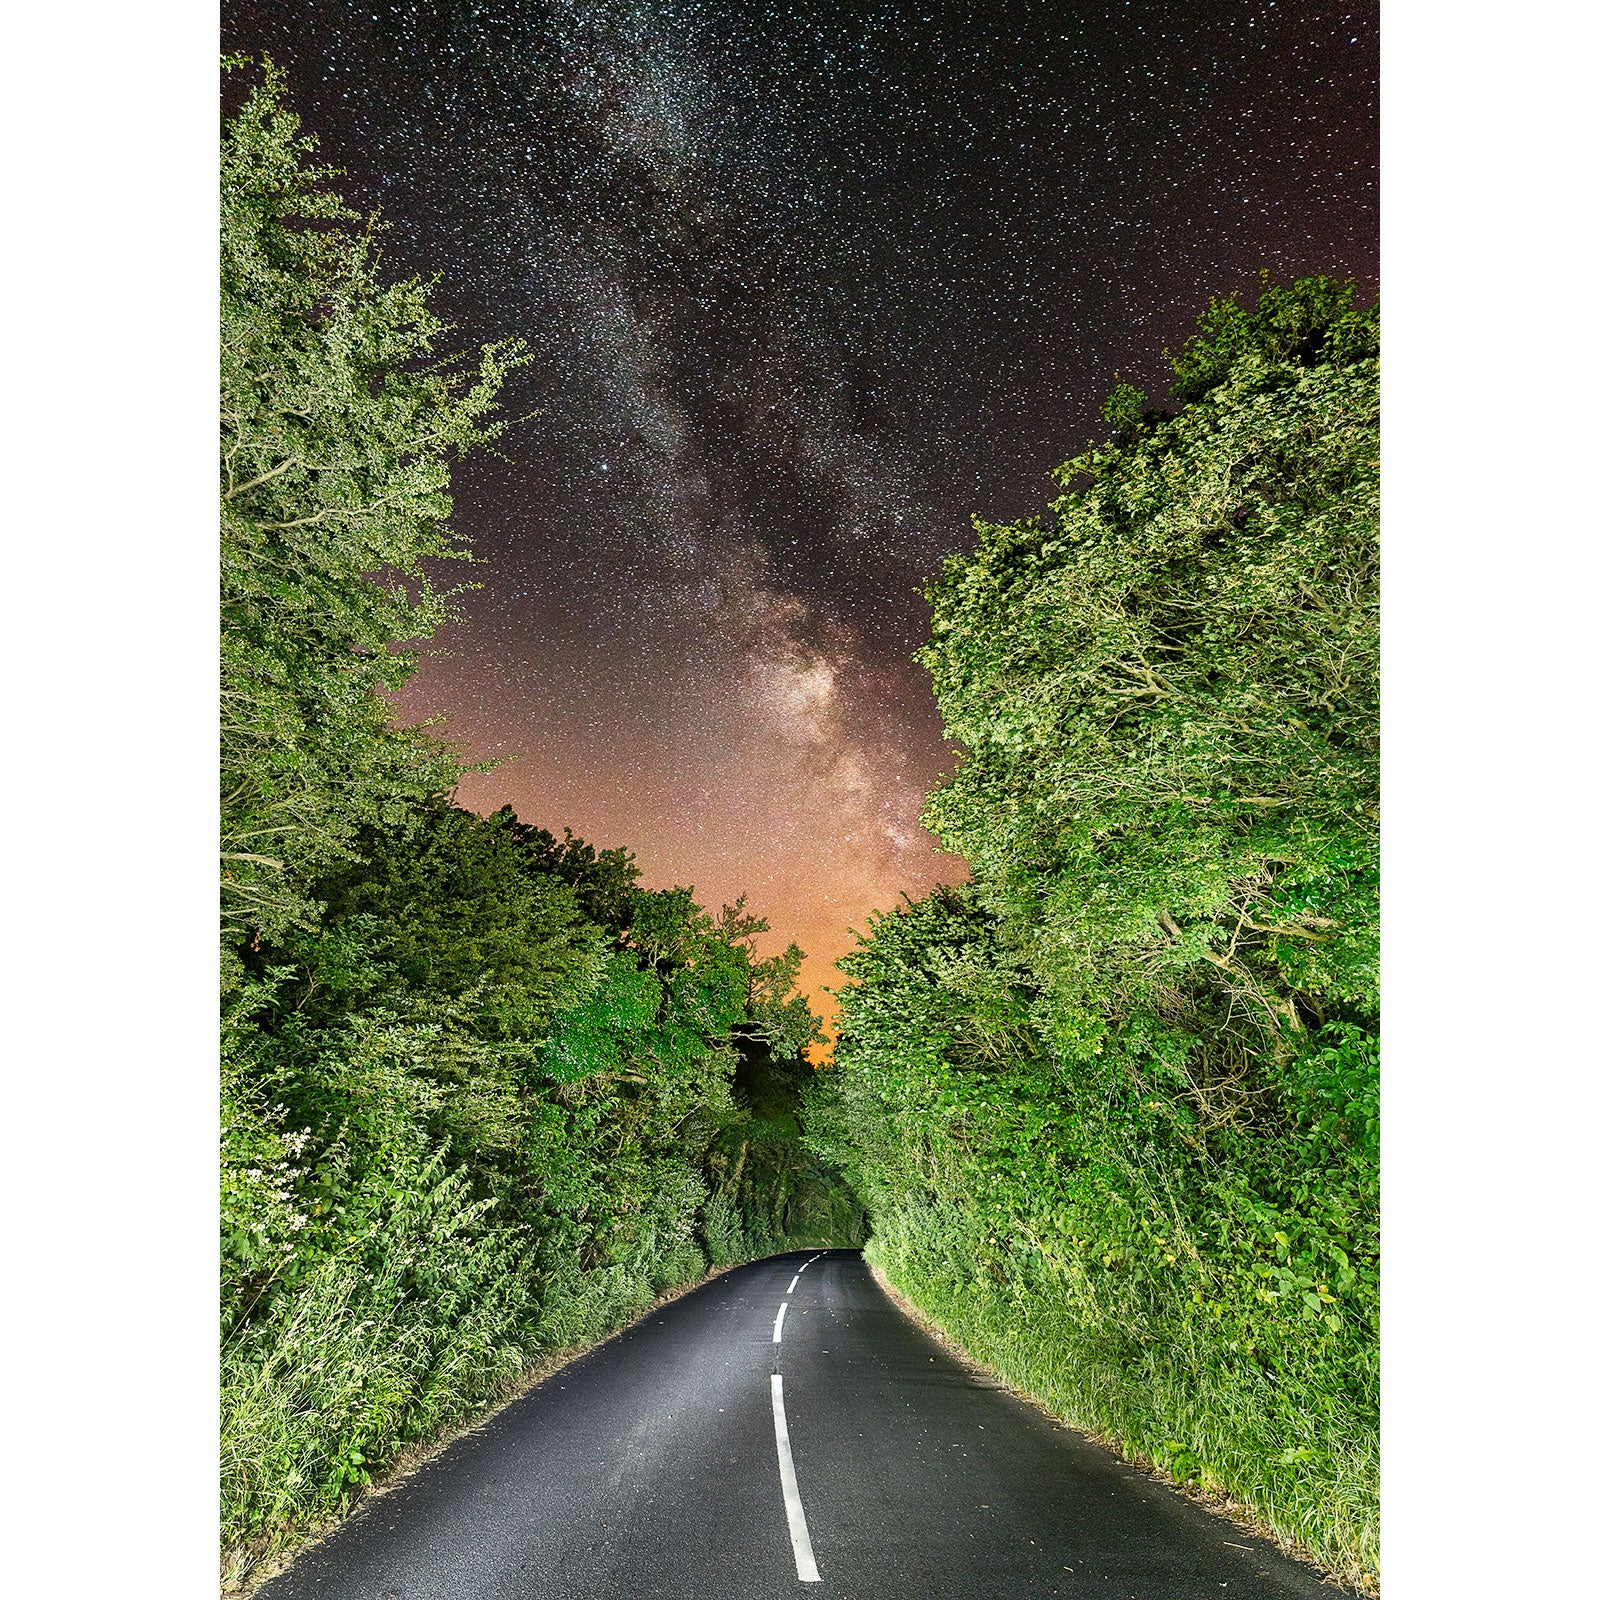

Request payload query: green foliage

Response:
[921,272,1378,1060]
[221,59,526,945]
[703,1038,866,1265]
[223,834,836,1576]
[1099,380,1153,435]
[810,276,1378,1589]
[222,797,834,1583]
[317,806,607,1039]
[1168,270,1377,405]
[507,813,643,934]
[219,66,843,1590]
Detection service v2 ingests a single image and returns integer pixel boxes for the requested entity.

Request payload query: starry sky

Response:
[221,0,1377,1028]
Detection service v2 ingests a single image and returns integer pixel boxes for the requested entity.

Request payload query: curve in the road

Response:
[257,1249,1358,1600]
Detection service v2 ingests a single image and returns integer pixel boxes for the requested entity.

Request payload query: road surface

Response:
[258,1250,1353,1599]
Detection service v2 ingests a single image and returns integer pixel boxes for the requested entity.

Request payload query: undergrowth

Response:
[864,1202,1376,1591]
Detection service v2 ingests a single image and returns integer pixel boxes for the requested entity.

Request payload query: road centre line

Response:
[773,1301,788,1342]
[770,1375,821,1582]
[787,1275,800,1293]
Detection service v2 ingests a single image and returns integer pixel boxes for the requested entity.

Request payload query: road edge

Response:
[863,1258,1374,1598]
[223,1259,749,1599]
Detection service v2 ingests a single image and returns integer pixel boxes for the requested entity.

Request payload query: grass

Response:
[222,1193,860,1595]
[221,1238,708,1594]
[864,1206,1378,1594]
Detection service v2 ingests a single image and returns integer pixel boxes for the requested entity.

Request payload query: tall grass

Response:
[222,1148,707,1590]
[866,1197,1377,1592]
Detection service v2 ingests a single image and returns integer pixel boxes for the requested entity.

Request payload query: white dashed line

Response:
[770,1375,820,1582]
[787,1275,800,1293]
[773,1302,788,1342]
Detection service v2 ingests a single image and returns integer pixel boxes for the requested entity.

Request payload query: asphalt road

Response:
[258,1250,1354,1600]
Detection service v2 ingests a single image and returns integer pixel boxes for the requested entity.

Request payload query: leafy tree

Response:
[319,808,604,1027]
[1168,269,1377,404]
[221,59,525,949]
[921,271,1378,1065]
[506,812,643,935]
[714,898,826,1060]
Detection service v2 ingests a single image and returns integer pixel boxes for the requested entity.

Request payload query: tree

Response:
[920,273,1378,1062]
[221,59,526,950]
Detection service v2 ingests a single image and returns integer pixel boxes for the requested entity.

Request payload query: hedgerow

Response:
[808,276,1379,1589]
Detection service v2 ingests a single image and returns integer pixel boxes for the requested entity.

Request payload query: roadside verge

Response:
[865,1257,1376,1597]
[224,1261,738,1598]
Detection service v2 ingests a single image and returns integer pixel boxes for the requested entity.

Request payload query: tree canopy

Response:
[221,58,525,946]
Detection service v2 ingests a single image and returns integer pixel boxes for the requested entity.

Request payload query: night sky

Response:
[221,0,1377,1024]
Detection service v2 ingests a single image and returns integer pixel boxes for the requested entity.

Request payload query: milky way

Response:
[221,1,1378,1028]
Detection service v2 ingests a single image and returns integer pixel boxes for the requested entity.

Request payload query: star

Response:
[221,0,1376,1022]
